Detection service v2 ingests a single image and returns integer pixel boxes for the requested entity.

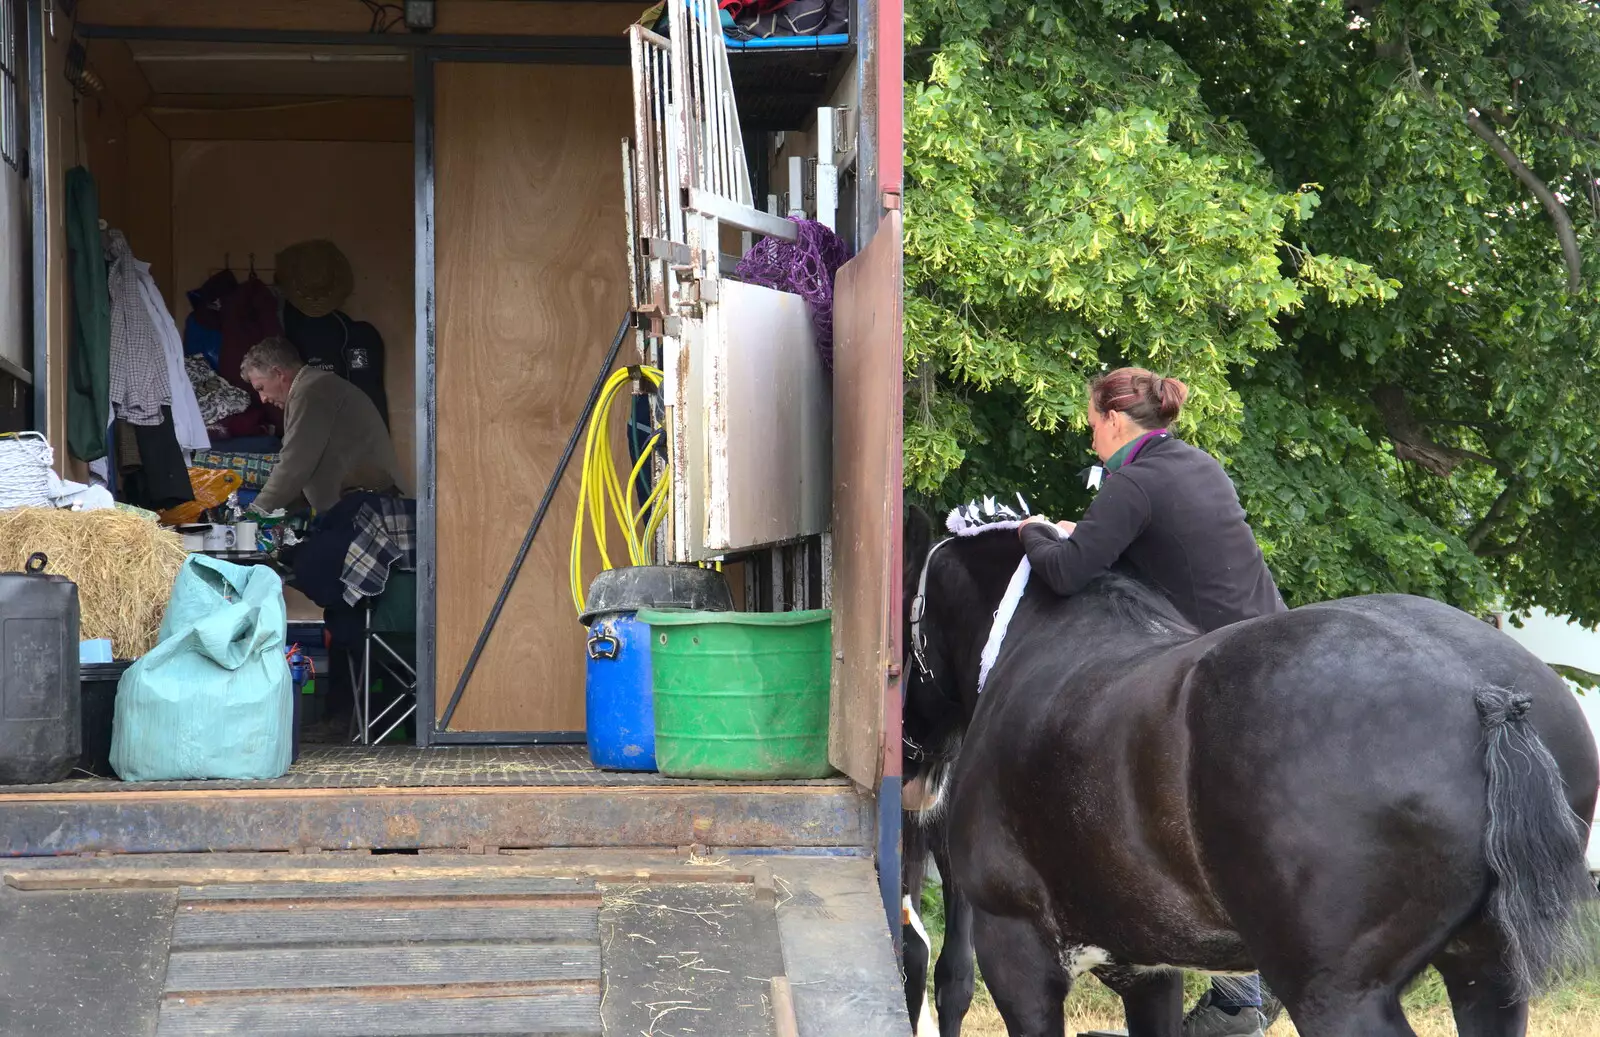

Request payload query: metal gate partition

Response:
[624,3,829,565]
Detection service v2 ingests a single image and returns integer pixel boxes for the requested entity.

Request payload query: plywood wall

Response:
[170,139,415,482]
[75,0,645,37]
[47,39,419,487]
[433,61,633,733]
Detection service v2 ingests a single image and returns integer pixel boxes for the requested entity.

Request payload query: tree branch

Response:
[1479,527,1531,558]
[1467,478,1524,554]
[1416,417,1509,435]
[1372,385,1504,477]
[1378,24,1585,293]
[1465,108,1585,294]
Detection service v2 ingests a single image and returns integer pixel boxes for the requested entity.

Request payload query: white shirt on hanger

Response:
[133,259,211,452]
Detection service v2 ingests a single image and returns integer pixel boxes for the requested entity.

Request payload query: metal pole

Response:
[26,0,47,435]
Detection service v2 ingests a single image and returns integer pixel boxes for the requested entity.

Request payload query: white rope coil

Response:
[0,433,54,511]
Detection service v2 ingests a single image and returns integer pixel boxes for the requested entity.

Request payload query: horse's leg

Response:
[971,908,1068,1037]
[902,814,932,1030]
[1280,990,1418,1037]
[1432,921,1530,1037]
[930,833,976,1036]
[1094,964,1184,1037]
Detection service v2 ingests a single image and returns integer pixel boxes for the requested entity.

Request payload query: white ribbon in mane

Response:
[978,556,1034,694]
[921,495,1055,695]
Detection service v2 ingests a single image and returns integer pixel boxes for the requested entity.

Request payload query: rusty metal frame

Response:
[851,0,906,950]
[0,785,871,856]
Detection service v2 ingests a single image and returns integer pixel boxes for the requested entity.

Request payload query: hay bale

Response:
[0,508,188,658]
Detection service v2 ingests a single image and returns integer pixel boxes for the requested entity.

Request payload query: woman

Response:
[1018,367,1284,1037]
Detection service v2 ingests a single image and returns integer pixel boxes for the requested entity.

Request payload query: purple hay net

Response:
[733,218,852,374]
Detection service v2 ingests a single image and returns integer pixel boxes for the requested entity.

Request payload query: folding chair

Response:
[347,570,418,745]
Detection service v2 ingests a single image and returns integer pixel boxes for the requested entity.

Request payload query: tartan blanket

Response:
[341,494,417,606]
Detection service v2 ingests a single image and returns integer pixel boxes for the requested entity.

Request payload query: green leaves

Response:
[904,0,1600,621]
[904,7,1391,493]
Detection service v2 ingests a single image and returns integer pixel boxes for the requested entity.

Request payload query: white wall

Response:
[1499,607,1600,871]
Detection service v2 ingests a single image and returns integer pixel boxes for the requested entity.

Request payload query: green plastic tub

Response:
[638,609,835,780]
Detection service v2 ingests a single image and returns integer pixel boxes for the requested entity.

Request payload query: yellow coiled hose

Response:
[570,367,671,615]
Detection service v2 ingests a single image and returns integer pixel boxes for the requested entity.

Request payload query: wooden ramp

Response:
[157,876,601,1036]
[2,853,909,1037]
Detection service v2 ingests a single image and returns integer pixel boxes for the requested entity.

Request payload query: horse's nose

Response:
[903,773,935,812]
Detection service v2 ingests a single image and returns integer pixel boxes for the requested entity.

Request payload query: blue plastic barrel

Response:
[585,613,657,771]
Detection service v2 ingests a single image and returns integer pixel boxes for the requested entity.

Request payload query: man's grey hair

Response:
[240,336,304,379]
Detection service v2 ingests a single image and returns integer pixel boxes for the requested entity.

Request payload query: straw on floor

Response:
[0,507,187,658]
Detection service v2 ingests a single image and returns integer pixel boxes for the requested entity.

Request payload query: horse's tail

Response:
[1475,686,1596,998]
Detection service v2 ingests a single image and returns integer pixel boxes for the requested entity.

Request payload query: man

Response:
[240,336,403,515]
[240,336,410,744]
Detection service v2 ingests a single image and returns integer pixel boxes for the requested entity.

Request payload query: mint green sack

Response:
[110,556,291,781]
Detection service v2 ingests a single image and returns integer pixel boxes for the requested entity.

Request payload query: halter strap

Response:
[909,537,951,687]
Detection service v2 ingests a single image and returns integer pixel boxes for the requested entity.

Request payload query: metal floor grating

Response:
[13,745,848,794]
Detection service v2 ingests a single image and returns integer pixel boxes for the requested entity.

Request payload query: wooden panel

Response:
[124,115,174,304]
[73,43,158,313]
[77,0,643,37]
[147,96,413,143]
[170,140,415,481]
[84,39,152,115]
[433,63,632,732]
[178,877,596,900]
[164,944,600,991]
[0,888,175,1037]
[600,884,785,1037]
[172,905,600,947]
[80,89,131,236]
[827,213,903,788]
[155,993,602,1037]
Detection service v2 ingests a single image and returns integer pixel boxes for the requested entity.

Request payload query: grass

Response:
[914,885,1600,1036]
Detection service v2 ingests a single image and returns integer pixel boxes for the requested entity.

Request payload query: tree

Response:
[904,0,1600,620]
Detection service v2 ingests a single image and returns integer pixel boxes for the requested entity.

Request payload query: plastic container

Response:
[579,566,733,626]
[585,614,658,770]
[79,639,113,664]
[582,566,734,772]
[287,645,313,765]
[639,609,835,780]
[80,661,133,779]
[0,554,82,785]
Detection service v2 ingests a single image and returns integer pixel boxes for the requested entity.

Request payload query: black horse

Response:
[903,809,976,1036]
[901,506,979,1036]
[901,506,1599,1037]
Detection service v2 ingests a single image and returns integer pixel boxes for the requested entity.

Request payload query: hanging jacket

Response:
[65,167,111,462]
[106,231,172,427]
[183,267,237,371]
[282,304,389,427]
[216,274,284,435]
[219,275,282,391]
[134,259,209,451]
